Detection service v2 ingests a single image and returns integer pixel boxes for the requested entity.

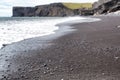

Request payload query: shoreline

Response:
[0,16,89,49]
[1,15,120,80]
[0,16,100,50]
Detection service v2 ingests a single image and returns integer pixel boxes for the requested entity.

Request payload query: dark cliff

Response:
[12,3,94,17]
[12,1,120,17]
[92,0,120,14]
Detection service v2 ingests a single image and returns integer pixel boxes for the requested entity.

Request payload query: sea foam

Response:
[0,16,100,49]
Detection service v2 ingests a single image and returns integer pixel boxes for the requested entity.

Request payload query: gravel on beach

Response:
[1,16,120,80]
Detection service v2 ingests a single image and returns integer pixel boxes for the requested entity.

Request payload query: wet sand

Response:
[1,16,120,80]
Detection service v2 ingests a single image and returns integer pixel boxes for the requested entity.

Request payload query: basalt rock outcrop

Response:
[12,3,93,17]
[93,0,120,14]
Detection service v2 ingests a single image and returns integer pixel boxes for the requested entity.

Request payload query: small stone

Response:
[70,68,73,71]
[55,66,58,69]
[29,69,33,72]
[5,59,8,61]
[48,60,52,62]
[26,62,30,64]
[60,59,63,63]
[61,78,64,80]
[25,77,29,79]
[24,50,27,52]
[117,25,120,28]
[0,54,3,57]
[18,68,21,71]
[2,44,7,47]
[8,64,11,68]
[2,75,7,79]
[5,56,8,57]
[50,72,54,75]
[102,73,105,75]
[21,75,25,78]
[2,75,4,77]
[6,69,10,72]
[46,67,49,70]
[43,71,47,74]
[43,64,47,67]
[115,57,119,60]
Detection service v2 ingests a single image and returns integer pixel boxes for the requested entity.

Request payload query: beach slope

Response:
[1,16,120,80]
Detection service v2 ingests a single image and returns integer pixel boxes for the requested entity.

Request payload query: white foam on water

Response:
[0,16,100,49]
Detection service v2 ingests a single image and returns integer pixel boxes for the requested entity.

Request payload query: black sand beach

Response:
[1,16,120,80]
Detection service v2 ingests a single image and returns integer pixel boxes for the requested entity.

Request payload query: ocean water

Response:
[0,16,100,49]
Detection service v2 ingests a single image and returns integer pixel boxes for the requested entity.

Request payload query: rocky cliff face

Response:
[12,1,120,17]
[93,0,120,14]
[12,3,94,17]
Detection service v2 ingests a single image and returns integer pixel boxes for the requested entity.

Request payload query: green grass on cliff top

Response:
[62,3,92,9]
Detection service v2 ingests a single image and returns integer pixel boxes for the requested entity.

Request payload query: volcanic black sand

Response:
[1,16,120,80]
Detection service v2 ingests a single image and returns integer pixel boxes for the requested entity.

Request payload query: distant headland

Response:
[12,0,120,17]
